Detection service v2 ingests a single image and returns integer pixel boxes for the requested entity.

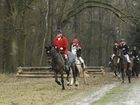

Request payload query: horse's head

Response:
[45,45,52,56]
[45,45,59,62]
[45,45,52,63]
[45,45,57,63]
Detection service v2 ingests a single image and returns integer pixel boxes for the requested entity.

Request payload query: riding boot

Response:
[63,54,70,72]
[81,63,84,68]
[127,62,130,70]
[65,60,69,72]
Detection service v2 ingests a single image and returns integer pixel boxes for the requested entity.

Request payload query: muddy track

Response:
[0,72,139,105]
[55,77,140,105]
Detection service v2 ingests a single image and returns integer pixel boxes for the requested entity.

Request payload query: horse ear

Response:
[49,45,52,49]
[45,45,51,50]
[52,45,55,48]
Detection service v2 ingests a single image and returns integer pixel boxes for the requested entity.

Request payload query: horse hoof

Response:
[75,82,79,86]
[75,84,78,87]
[122,81,124,83]
[55,81,61,85]
[67,82,70,86]
[69,84,73,86]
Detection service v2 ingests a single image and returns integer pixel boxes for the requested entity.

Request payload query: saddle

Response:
[61,51,76,71]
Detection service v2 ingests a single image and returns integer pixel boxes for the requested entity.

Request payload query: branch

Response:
[61,0,140,27]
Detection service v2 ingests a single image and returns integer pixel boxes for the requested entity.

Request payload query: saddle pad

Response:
[68,51,76,63]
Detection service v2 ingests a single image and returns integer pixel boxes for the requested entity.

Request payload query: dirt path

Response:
[0,73,140,105]
[54,83,117,105]
[55,77,140,105]
[99,78,140,105]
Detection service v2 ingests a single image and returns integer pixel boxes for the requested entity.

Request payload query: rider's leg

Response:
[117,58,120,63]
[124,54,131,63]
[64,54,69,71]
[124,54,131,70]
[111,53,115,60]
[78,57,86,68]
[109,54,115,65]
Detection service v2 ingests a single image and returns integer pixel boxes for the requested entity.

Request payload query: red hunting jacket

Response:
[54,35,68,54]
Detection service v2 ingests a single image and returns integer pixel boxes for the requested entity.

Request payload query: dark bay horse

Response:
[132,56,140,77]
[45,45,78,90]
[118,51,133,83]
[111,50,120,79]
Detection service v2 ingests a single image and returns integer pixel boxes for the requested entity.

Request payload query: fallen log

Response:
[16,66,105,78]
[85,66,104,69]
[17,66,52,70]
[16,74,68,78]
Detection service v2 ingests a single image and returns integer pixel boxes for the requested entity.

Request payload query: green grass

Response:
[0,73,115,105]
[92,83,131,105]
[0,74,87,105]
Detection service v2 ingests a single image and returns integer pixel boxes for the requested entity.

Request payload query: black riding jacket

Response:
[119,44,129,55]
[77,49,82,57]
[132,50,138,58]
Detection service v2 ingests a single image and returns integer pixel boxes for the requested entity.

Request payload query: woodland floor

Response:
[0,70,136,105]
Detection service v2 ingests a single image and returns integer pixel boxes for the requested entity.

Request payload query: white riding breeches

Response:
[78,57,84,63]
[78,57,86,68]
[124,54,131,63]
[111,54,115,60]
[64,54,68,60]
[117,54,131,63]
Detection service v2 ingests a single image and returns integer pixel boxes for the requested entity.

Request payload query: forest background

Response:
[0,0,140,72]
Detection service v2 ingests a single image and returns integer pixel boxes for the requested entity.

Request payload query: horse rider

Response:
[53,29,69,71]
[71,38,86,68]
[132,46,139,59]
[118,38,131,64]
[109,40,119,65]
[131,46,140,62]
[111,41,119,59]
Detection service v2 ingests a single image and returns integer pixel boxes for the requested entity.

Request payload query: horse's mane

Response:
[46,45,65,69]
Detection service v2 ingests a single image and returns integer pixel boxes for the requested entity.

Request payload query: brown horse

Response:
[118,51,133,83]
[111,49,121,79]
[45,45,78,90]
[132,56,139,77]
[112,55,120,79]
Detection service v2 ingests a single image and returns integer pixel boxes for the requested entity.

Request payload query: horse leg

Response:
[121,68,125,83]
[66,69,70,86]
[127,69,131,83]
[83,69,88,84]
[70,68,76,86]
[135,64,139,77]
[74,65,79,86]
[114,67,118,77]
[115,67,120,80]
[126,69,131,83]
[134,63,138,78]
[60,73,65,90]
[132,68,135,77]
[55,72,61,85]
[71,64,79,86]
[127,63,132,83]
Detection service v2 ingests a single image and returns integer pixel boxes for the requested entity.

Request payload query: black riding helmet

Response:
[55,29,63,35]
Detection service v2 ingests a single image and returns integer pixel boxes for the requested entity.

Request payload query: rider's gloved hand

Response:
[60,47,63,50]
[55,46,57,49]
